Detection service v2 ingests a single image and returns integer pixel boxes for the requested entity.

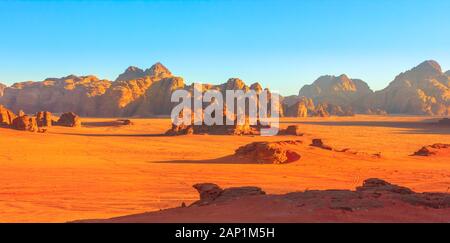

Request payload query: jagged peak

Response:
[61,74,100,81]
[413,60,442,73]
[124,66,144,73]
[144,62,172,78]
[337,74,350,80]
[224,78,247,90]
[250,82,262,92]
[392,60,444,83]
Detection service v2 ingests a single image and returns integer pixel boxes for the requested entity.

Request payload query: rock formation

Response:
[279,125,303,136]
[76,178,450,223]
[114,66,145,82]
[283,97,313,117]
[191,183,265,206]
[283,96,353,117]
[1,60,449,117]
[0,105,16,127]
[54,112,81,127]
[36,111,52,127]
[11,115,38,131]
[310,138,333,150]
[366,60,450,115]
[234,140,302,164]
[298,74,373,107]
[0,83,5,97]
[413,143,450,156]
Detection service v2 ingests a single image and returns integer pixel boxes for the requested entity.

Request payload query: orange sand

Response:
[0,115,449,222]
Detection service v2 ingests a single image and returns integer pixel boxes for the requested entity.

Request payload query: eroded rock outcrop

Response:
[234,140,302,164]
[310,138,333,150]
[283,97,353,117]
[36,111,52,127]
[54,112,81,127]
[77,178,450,222]
[191,183,265,206]
[11,115,38,131]
[0,105,16,127]
[413,143,450,156]
[279,125,303,136]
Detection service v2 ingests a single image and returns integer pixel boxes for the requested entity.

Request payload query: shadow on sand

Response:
[152,155,264,165]
[55,132,168,137]
[281,118,450,135]
[81,120,131,127]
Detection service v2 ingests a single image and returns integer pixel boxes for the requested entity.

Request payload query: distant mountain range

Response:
[0,60,449,117]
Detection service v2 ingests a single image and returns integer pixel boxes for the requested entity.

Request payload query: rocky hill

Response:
[0,63,274,117]
[287,60,450,116]
[365,60,450,115]
[298,74,373,106]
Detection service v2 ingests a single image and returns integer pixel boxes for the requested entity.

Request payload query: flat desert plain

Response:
[1,115,449,222]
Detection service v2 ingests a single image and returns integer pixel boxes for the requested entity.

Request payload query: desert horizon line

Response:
[0,59,448,96]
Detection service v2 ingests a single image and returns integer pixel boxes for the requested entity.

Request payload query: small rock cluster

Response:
[0,106,81,132]
[413,143,450,156]
[310,138,381,158]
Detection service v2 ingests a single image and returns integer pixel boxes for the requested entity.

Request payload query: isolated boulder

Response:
[55,112,81,127]
[279,125,303,136]
[36,111,52,127]
[235,140,302,164]
[11,115,38,131]
[310,138,333,150]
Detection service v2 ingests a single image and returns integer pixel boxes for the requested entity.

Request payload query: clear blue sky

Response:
[1,0,449,95]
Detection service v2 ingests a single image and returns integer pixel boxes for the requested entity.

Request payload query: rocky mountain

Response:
[1,60,449,117]
[286,60,450,116]
[0,63,182,117]
[298,74,373,106]
[365,60,450,115]
[0,63,275,117]
[114,63,172,82]
[0,75,111,116]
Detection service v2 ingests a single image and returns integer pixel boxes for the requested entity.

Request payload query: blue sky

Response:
[0,0,449,95]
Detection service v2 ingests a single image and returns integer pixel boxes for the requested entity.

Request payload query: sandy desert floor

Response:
[0,115,449,222]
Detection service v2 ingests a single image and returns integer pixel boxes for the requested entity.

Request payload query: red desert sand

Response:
[0,115,450,222]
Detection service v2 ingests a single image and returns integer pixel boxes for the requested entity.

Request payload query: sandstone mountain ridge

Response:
[0,60,449,117]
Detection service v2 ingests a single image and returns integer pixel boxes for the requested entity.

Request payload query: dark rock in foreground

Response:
[73,178,450,223]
